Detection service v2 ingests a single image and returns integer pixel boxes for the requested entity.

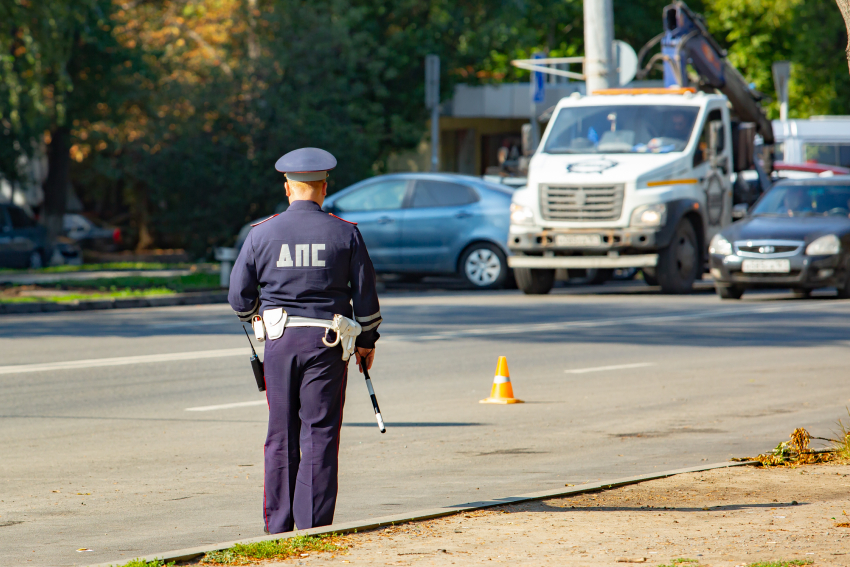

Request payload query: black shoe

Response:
[264,527,270,535]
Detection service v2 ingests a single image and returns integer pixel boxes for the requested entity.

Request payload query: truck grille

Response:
[539,184,625,222]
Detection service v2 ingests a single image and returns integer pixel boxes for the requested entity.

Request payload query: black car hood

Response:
[724,215,850,242]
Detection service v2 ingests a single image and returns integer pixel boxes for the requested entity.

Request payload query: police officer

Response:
[228,148,381,534]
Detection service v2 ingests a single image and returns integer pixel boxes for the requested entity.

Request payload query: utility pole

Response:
[583,0,616,93]
[425,55,440,172]
[772,61,791,121]
[530,52,545,153]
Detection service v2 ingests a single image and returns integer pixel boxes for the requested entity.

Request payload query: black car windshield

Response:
[751,184,850,217]
[543,105,699,154]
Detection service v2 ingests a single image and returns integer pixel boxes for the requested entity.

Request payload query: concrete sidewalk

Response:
[264,463,850,567]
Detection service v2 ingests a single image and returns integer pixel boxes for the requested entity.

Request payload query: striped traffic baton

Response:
[361,364,386,433]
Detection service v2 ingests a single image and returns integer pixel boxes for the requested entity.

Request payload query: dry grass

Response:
[752,414,850,466]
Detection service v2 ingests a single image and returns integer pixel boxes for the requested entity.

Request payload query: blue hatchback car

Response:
[323,173,513,289]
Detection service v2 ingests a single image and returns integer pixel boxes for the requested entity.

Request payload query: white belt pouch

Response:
[260,309,361,360]
[261,307,288,340]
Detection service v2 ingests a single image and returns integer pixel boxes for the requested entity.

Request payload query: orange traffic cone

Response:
[479,356,523,404]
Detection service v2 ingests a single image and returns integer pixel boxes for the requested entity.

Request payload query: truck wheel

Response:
[716,285,744,300]
[656,219,699,294]
[641,268,659,286]
[514,267,555,295]
[459,243,508,289]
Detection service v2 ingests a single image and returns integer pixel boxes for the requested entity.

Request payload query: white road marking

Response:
[0,301,838,375]
[148,317,234,329]
[0,348,249,376]
[185,400,266,412]
[566,362,656,374]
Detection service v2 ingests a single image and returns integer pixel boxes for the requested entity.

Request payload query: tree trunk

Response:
[42,126,71,246]
[838,0,850,75]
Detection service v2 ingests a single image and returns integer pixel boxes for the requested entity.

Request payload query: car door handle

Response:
[376,216,394,224]
[454,211,473,219]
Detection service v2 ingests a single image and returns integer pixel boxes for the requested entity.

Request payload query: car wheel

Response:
[514,267,555,295]
[791,288,811,299]
[459,243,508,289]
[656,219,699,294]
[641,268,659,286]
[716,285,744,300]
[29,250,44,269]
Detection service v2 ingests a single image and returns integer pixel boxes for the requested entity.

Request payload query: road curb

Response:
[0,291,228,315]
[88,460,757,567]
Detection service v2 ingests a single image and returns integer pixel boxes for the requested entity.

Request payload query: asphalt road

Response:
[1,282,849,566]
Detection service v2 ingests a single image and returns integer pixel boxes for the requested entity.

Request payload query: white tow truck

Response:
[507,2,775,294]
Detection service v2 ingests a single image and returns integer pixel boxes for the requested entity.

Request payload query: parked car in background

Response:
[64,213,122,251]
[0,204,49,268]
[324,173,513,288]
[234,173,514,289]
[709,176,850,299]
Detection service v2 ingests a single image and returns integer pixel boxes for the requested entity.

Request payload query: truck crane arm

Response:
[642,1,775,150]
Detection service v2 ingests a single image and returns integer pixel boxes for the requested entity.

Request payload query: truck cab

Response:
[508,88,734,294]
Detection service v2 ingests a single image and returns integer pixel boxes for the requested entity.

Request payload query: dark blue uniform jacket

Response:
[228,200,381,348]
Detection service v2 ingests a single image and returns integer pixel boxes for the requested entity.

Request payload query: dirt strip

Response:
[257,463,850,567]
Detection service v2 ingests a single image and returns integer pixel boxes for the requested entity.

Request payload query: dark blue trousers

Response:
[262,327,347,534]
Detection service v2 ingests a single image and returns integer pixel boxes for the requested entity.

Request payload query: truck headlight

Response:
[806,234,841,255]
[709,234,733,256]
[629,204,667,227]
[510,203,535,225]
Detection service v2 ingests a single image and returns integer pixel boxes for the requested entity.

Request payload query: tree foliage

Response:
[1,0,848,256]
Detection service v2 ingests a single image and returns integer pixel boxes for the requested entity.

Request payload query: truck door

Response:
[692,108,733,242]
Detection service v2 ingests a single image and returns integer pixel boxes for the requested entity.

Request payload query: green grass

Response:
[0,272,221,303]
[0,262,190,274]
[200,534,345,565]
[51,272,221,292]
[746,561,813,567]
[0,287,177,303]
[111,559,175,567]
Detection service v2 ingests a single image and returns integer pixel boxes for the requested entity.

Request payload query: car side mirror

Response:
[732,203,749,220]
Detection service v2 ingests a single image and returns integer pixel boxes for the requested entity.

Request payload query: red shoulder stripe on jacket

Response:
[251,214,279,227]
[329,213,357,225]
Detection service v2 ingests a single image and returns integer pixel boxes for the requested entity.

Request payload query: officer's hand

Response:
[355,347,375,373]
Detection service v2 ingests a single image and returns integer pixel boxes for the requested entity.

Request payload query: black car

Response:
[0,204,49,269]
[709,176,850,299]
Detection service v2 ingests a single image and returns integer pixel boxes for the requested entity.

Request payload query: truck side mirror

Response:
[731,122,756,172]
[709,121,724,153]
[708,121,726,169]
[732,203,749,220]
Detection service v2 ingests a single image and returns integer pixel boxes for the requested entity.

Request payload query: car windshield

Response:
[543,105,699,154]
[751,184,850,218]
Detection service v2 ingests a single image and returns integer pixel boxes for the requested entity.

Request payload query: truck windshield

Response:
[751,184,850,217]
[543,105,700,154]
